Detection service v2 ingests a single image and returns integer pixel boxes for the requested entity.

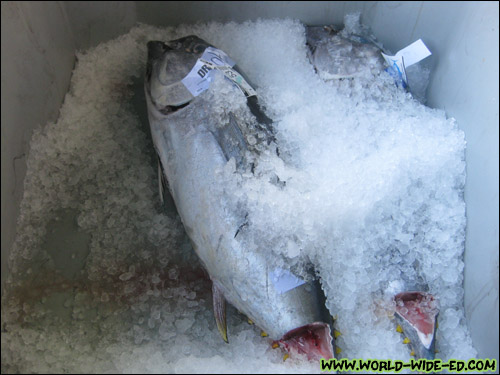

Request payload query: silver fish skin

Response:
[145,35,333,361]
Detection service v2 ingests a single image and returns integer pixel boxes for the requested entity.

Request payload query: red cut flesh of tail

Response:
[274,322,334,361]
[395,291,438,336]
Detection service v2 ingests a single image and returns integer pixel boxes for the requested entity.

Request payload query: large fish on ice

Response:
[306,24,439,360]
[144,35,334,361]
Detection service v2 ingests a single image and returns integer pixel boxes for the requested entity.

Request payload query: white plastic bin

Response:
[1,0,498,366]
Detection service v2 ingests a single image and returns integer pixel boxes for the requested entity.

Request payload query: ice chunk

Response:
[175,318,194,333]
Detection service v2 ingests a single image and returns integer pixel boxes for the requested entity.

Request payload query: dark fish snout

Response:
[147,41,172,61]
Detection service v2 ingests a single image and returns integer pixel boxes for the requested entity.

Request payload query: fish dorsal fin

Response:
[211,112,248,169]
[212,281,228,343]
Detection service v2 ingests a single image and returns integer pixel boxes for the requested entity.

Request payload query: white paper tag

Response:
[200,59,258,97]
[200,46,235,68]
[181,59,214,96]
[382,52,408,87]
[269,268,306,294]
[395,39,432,67]
[382,39,431,86]
[181,47,256,97]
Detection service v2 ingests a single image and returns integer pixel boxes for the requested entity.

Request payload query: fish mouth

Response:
[274,322,334,361]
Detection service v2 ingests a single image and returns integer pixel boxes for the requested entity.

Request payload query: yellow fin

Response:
[212,282,228,343]
[247,318,254,325]
[334,330,342,338]
[261,331,268,337]
[403,337,410,344]
[396,324,403,333]
[336,347,342,355]
[283,353,290,361]
[272,342,279,349]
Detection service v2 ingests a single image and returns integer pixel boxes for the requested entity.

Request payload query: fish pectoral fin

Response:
[211,111,248,170]
[212,281,228,343]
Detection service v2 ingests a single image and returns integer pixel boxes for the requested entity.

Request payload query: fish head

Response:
[306,27,385,80]
[145,36,212,110]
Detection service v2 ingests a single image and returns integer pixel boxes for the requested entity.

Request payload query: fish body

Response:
[307,24,439,360]
[145,36,333,361]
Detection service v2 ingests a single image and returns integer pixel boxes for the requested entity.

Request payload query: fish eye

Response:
[193,44,205,54]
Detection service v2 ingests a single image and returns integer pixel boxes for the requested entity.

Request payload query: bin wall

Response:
[1,1,76,291]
